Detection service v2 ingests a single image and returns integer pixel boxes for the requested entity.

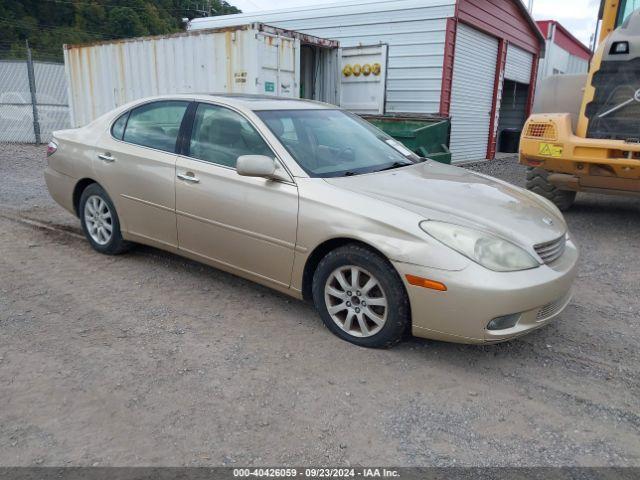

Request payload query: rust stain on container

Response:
[117,43,126,105]
[152,41,159,94]
[82,47,96,119]
[225,31,233,92]
[63,22,318,125]
[64,25,253,50]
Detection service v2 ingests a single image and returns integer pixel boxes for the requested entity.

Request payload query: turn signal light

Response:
[405,275,447,291]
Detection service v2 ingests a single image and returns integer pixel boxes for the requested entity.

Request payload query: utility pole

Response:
[25,39,41,145]
[193,0,216,17]
[528,0,534,13]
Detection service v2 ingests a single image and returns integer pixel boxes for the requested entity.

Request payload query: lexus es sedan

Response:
[45,94,578,348]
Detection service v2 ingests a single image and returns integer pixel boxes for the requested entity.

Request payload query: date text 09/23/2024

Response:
[233,468,400,478]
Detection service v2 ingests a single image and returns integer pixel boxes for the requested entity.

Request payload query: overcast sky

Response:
[230,0,601,48]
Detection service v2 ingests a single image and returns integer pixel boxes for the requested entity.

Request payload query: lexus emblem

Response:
[543,217,554,226]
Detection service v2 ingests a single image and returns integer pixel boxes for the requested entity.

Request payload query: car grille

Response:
[534,235,566,264]
[537,292,572,321]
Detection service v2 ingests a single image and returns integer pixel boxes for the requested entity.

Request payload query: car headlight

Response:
[419,221,539,272]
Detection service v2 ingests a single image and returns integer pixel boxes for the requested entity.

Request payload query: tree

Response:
[107,7,149,38]
[0,0,243,62]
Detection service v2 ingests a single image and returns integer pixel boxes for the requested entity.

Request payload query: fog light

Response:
[487,313,520,331]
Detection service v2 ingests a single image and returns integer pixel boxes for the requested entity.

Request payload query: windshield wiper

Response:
[374,161,413,173]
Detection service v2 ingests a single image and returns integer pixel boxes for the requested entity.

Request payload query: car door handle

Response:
[97,153,115,163]
[177,172,200,183]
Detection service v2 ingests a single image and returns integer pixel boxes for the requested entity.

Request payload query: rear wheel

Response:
[79,183,131,255]
[526,167,577,211]
[312,244,410,348]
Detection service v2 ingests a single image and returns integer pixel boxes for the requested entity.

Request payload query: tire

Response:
[526,167,577,211]
[79,183,131,255]
[312,244,410,348]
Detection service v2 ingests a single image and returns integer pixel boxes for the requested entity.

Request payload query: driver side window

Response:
[188,103,274,168]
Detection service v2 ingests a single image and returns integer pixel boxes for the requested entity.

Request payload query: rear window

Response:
[122,101,189,153]
[111,112,128,140]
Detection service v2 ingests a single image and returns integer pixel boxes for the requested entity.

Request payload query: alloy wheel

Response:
[324,265,388,338]
[84,195,113,246]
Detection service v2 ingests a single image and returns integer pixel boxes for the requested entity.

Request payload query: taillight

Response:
[46,141,58,157]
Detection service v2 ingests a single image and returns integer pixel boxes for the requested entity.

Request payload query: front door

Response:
[95,100,189,248]
[175,102,299,288]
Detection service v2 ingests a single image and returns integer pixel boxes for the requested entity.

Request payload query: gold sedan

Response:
[45,94,578,348]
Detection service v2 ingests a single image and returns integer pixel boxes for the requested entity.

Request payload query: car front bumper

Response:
[392,239,579,344]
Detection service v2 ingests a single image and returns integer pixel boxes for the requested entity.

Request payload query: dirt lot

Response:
[1,144,639,467]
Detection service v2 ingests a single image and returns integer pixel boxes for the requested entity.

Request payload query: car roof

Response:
[207,94,334,110]
[140,93,335,111]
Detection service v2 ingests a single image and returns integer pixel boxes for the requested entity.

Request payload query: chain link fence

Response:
[0,52,70,144]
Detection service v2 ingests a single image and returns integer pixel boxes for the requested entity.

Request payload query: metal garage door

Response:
[449,24,498,162]
[505,44,533,83]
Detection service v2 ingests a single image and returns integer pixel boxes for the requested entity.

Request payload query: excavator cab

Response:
[582,7,640,142]
[519,2,640,210]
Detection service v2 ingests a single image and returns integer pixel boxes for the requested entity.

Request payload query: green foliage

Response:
[0,0,242,62]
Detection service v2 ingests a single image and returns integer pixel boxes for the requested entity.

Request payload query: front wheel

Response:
[526,167,577,211]
[79,183,131,255]
[312,244,410,348]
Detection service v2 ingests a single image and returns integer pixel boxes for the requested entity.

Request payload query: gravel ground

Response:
[1,144,639,467]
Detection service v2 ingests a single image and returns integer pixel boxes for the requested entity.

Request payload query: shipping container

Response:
[63,23,389,127]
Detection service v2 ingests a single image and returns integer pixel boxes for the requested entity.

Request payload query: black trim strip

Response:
[177,101,198,156]
[110,111,130,141]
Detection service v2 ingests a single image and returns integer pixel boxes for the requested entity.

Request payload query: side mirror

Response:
[236,155,278,179]
[236,155,291,182]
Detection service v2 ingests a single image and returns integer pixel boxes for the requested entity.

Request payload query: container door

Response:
[449,24,499,163]
[338,44,388,114]
[256,33,300,98]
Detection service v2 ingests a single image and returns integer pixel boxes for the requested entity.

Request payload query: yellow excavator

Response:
[520,0,640,210]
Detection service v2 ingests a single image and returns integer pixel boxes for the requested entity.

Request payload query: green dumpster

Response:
[362,115,452,164]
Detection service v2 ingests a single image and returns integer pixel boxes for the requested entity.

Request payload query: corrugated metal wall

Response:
[448,24,498,163]
[538,40,589,78]
[65,28,302,126]
[65,32,246,127]
[189,0,456,115]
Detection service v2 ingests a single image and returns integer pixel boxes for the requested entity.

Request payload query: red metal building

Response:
[536,20,592,85]
[441,0,545,161]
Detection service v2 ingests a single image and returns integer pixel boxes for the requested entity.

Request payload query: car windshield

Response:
[255,109,423,177]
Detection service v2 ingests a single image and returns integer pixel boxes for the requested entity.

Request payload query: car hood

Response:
[324,161,567,247]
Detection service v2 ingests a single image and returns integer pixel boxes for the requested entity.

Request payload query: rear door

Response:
[95,100,189,248]
[338,44,388,114]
